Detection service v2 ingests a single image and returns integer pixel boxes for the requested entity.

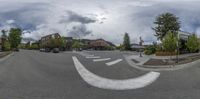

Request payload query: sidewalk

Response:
[149,53,200,59]
[0,51,12,60]
[124,53,200,71]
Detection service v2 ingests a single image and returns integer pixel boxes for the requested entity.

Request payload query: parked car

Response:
[40,48,45,52]
[13,48,19,52]
[53,48,59,53]
[45,48,51,52]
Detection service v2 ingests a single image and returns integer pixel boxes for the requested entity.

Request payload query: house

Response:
[80,39,92,50]
[131,43,145,51]
[88,39,115,50]
[40,33,61,49]
[178,31,194,53]
[64,37,73,51]
[178,31,193,41]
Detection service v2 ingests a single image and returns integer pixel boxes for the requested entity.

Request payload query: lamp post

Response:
[139,36,144,57]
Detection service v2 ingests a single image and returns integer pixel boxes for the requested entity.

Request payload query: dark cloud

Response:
[59,10,97,37]
[60,11,96,24]
[0,2,50,30]
[67,24,92,37]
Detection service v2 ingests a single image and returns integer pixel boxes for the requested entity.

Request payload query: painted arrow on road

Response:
[72,56,160,90]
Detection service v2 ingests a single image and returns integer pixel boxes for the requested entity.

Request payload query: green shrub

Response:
[30,44,39,50]
[4,41,11,51]
[144,45,156,55]
[106,46,114,50]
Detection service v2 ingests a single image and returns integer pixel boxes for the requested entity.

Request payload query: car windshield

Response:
[0,0,200,99]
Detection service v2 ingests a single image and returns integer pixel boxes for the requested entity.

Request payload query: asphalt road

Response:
[0,50,200,99]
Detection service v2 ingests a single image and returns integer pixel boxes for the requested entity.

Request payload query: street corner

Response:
[72,51,161,90]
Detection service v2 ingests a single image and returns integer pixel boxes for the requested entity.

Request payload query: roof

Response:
[91,39,115,47]
[178,31,193,40]
[64,37,73,40]
[41,33,60,38]
[131,43,145,49]
[178,31,193,36]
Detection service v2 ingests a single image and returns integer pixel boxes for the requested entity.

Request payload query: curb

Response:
[124,55,200,71]
[0,52,14,62]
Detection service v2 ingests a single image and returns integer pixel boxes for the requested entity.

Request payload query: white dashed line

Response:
[85,55,94,57]
[86,56,100,59]
[72,56,160,90]
[93,58,111,62]
[106,59,123,66]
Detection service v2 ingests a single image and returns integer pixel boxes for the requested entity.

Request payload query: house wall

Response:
[89,39,113,50]
[40,33,61,49]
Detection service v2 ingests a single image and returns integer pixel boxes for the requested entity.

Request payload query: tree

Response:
[59,37,66,48]
[8,28,22,49]
[30,44,39,50]
[116,44,124,50]
[3,41,11,51]
[153,12,180,40]
[72,41,81,50]
[186,34,200,53]
[162,32,178,53]
[106,45,114,50]
[1,30,8,51]
[123,33,131,50]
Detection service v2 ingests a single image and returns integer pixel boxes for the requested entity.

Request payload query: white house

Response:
[178,31,193,40]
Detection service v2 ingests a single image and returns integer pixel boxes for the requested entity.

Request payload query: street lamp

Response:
[139,36,144,57]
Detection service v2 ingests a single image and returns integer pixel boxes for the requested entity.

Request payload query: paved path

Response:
[0,50,200,99]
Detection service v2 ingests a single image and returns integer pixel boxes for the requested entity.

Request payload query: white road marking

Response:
[86,55,94,57]
[86,56,100,59]
[72,56,160,90]
[79,52,94,57]
[93,58,111,62]
[106,59,123,66]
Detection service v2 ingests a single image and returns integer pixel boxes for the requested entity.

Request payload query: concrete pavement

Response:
[0,50,200,98]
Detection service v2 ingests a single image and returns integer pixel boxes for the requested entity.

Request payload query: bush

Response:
[186,34,200,53]
[144,45,156,55]
[30,44,39,50]
[162,32,177,52]
[4,41,11,51]
[106,46,114,50]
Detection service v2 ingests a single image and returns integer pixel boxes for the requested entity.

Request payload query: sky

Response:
[0,0,200,45]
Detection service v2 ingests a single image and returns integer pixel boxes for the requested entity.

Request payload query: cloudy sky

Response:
[0,0,200,44]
